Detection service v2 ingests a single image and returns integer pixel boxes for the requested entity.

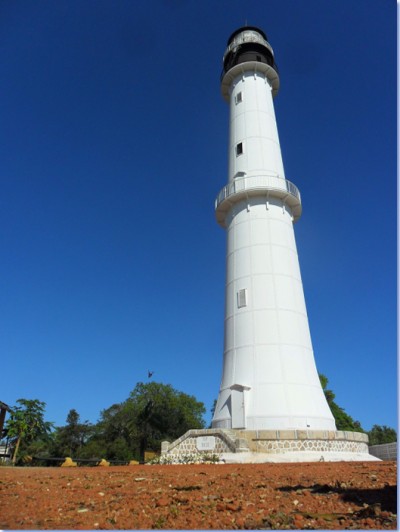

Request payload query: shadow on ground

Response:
[277,483,397,513]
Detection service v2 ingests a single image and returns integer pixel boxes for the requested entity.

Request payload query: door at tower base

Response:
[230,384,251,429]
[212,378,336,431]
[212,383,335,431]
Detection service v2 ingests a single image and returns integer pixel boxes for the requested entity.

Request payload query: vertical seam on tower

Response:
[257,72,263,172]
[248,200,255,425]
[269,205,290,425]
[243,75,247,181]
[231,209,236,389]
[250,71,258,424]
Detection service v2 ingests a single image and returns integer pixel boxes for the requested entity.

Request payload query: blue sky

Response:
[0,0,396,432]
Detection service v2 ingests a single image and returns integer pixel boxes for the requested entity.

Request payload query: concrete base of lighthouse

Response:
[160,429,379,463]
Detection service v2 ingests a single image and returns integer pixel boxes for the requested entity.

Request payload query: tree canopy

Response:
[120,381,206,461]
[50,409,93,458]
[5,399,53,464]
[368,424,397,446]
[2,382,206,464]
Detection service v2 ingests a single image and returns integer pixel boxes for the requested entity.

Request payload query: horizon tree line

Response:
[1,378,396,466]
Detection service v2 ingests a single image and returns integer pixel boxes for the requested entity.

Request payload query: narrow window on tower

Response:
[237,289,248,308]
[236,142,243,156]
[235,91,242,104]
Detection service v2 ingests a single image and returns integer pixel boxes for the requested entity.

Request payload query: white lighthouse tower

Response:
[211,26,336,432]
[161,26,372,462]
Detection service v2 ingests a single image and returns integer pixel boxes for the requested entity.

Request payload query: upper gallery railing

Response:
[215,174,301,210]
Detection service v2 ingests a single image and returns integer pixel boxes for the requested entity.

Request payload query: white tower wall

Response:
[228,72,285,181]
[213,27,336,432]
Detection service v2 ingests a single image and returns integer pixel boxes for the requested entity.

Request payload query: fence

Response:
[369,442,397,461]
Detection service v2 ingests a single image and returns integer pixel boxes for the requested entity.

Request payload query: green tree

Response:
[368,424,397,445]
[319,374,365,432]
[50,409,93,458]
[97,403,132,444]
[92,382,206,462]
[6,399,53,465]
[89,402,135,461]
[126,381,205,460]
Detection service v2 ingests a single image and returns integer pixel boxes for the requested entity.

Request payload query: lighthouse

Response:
[211,26,336,432]
[161,26,372,462]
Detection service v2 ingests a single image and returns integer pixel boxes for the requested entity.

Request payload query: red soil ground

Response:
[0,460,397,530]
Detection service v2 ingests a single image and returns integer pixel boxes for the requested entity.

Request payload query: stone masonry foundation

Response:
[161,428,375,463]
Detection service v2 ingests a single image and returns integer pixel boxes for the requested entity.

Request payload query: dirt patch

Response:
[0,461,396,529]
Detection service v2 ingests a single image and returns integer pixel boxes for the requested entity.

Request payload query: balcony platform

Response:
[215,175,302,227]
